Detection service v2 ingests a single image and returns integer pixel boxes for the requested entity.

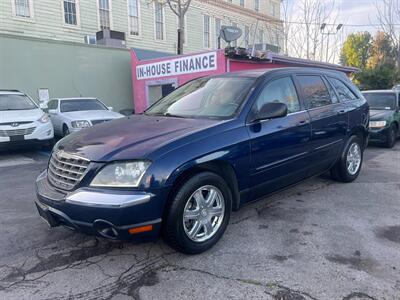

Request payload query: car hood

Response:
[0,108,44,124]
[62,110,123,120]
[57,114,220,161]
[370,109,393,121]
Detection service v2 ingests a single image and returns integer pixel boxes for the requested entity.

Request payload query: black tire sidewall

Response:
[164,172,232,254]
[386,125,396,148]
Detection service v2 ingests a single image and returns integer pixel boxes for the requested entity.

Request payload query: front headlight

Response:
[38,114,50,123]
[90,161,151,187]
[369,121,387,128]
[71,120,91,128]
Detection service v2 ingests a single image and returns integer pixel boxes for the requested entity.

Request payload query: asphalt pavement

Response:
[0,145,399,300]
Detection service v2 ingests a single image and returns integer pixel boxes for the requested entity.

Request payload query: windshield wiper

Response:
[163,113,185,118]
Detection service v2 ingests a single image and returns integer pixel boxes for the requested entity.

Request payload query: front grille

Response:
[0,127,36,137]
[91,119,111,126]
[0,121,33,126]
[47,151,90,191]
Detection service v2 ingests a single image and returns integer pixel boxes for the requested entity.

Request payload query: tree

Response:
[340,32,372,69]
[367,31,396,68]
[355,64,400,90]
[282,0,339,61]
[375,0,400,67]
[163,0,193,55]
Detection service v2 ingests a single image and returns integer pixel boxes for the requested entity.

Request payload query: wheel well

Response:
[63,123,68,130]
[350,127,368,149]
[166,161,241,212]
[392,121,399,131]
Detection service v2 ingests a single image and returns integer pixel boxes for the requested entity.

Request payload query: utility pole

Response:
[320,23,343,63]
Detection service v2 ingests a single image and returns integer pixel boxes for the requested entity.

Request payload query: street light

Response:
[320,23,344,63]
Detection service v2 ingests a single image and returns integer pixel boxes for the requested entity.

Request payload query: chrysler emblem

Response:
[11,123,19,127]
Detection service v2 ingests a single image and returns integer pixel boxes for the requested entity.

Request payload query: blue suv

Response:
[35,68,369,254]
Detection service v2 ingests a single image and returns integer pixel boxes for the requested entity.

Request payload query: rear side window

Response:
[254,77,300,114]
[297,75,332,109]
[328,77,358,102]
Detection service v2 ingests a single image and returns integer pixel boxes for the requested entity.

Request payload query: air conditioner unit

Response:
[252,43,280,53]
[96,29,126,48]
[84,35,97,45]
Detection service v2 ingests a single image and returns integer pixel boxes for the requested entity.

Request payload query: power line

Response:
[280,21,400,27]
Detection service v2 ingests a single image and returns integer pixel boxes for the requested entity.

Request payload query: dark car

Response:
[362,90,400,148]
[35,68,369,254]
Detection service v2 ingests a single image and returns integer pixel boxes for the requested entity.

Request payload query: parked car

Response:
[392,84,400,91]
[0,90,53,148]
[35,68,369,254]
[45,97,124,137]
[362,90,400,148]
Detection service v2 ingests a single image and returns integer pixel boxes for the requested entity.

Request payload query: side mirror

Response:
[48,109,57,114]
[253,102,288,122]
[108,106,113,111]
[39,103,47,109]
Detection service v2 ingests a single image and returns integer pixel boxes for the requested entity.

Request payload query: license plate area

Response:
[10,135,25,142]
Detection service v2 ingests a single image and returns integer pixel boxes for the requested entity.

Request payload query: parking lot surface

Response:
[0,145,399,300]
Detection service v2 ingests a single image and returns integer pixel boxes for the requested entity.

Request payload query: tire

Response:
[163,172,232,254]
[63,124,70,137]
[384,124,397,148]
[331,135,363,183]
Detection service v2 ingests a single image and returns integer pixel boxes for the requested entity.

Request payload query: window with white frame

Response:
[99,0,111,30]
[128,0,139,35]
[240,0,244,7]
[258,29,263,44]
[254,0,259,11]
[154,1,164,40]
[244,25,250,47]
[14,0,32,18]
[63,0,78,25]
[203,15,210,48]
[231,22,237,47]
[215,18,221,49]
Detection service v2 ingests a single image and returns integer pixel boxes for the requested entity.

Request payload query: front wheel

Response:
[331,135,363,183]
[385,125,397,148]
[163,172,232,254]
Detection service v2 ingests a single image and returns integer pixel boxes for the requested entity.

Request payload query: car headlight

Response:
[71,120,91,128]
[369,121,387,128]
[90,161,151,187]
[38,114,50,123]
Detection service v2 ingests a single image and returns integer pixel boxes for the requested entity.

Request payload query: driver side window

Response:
[254,77,300,114]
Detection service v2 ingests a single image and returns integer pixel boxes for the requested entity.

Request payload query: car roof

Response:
[53,97,98,101]
[0,90,24,95]
[362,90,397,94]
[221,67,347,78]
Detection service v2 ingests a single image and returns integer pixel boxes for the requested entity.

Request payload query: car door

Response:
[295,74,348,175]
[246,76,312,201]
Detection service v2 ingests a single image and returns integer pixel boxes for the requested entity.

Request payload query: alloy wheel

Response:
[182,185,225,243]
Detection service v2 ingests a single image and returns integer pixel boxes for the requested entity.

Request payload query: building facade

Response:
[0,0,283,54]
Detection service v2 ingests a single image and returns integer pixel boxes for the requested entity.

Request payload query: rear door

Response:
[295,74,348,174]
[246,75,312,200]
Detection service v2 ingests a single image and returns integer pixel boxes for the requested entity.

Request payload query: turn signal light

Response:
[128,224,153,234]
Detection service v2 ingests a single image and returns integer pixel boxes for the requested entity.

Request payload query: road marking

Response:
[0,154,35,168]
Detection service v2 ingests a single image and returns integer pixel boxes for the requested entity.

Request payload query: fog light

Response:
[128,225,153,234]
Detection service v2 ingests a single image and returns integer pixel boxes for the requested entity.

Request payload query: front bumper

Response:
[0,122,53,144]
[35,170,165,240]
[368,127,389,143]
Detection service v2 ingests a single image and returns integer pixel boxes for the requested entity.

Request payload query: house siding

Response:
[0,0,282,54]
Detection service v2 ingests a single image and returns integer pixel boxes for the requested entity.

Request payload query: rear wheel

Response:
[163,172,232,254]
[331,135,363,183]
[385,124,397,148]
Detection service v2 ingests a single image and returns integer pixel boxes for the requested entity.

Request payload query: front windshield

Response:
[60,99,107,113]
[363,93,396,110]
[145,77,256,119]
[0,94,37,111]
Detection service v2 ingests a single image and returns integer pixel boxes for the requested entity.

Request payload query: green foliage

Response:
[354,64,400,90]
[341,31,400,90]
[340,32,372,69]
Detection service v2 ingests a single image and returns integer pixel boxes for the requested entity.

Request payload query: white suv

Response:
[0,90,54,147]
